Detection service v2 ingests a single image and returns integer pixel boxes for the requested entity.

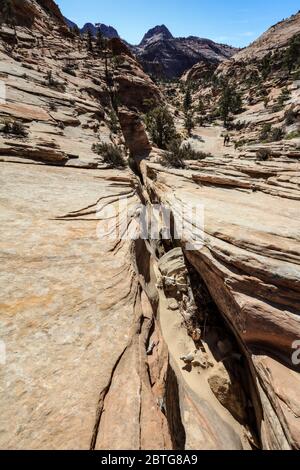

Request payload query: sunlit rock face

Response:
[0,0,299,452]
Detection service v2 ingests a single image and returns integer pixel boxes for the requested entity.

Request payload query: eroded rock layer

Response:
[139,153,300,449]
[0,0,299,451]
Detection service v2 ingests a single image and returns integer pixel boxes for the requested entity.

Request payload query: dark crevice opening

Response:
[165,365,187,450]
[184,257,262,449]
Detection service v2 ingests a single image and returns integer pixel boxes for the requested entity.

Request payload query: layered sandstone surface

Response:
[0,0,299,451]
[140,144,300,449]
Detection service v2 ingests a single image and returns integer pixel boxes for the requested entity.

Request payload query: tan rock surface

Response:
[0,163,139,449]
[140,153,300,449]
[0,0,299,452]
[233,11,300,62]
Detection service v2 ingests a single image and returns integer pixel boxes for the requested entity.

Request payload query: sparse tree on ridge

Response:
[0,0,18,45]
[72,25,81,37]
[96,28,105,55]
[197,98,205,114]
[218,83,242,126]
[185,112,195,137]
[0,0,13,25]
[183,86,192,112]
[86,28,93,53]
[145,106,177,149]
[284,34,300,73]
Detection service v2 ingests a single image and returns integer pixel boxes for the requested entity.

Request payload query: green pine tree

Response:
[185,112,195,137]
[96,29,105,55]
[145,106,177,149]
[284,34,300,73]
[0,0,17,35]
[72,25,81,37]
[0,0,13,25]
[86,28,93,53]
[218,84,242,126]
[197,98,205,114]
[183,87,192,112]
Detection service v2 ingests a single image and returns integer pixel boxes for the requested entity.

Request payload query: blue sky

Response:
[56,0,300,47]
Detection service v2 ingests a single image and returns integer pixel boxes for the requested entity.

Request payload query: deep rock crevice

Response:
[121,177,263,449]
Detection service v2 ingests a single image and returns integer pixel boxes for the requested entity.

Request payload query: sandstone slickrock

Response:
[0,1,161,167]
[139,151,300,449]
[0,0,300,452]
[0,163,140,449]
[118,108,151,157]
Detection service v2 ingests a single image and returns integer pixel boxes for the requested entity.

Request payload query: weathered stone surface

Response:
[0,1,160,169]
[0,103,51,122]
[208,365,248,423]
[0,0,299,452]
[232,11,300,62]
[118,108,151,156]
[0,163,139,449]
[0,141,69,164]
[114,57,162,111]
[140,153,300,449]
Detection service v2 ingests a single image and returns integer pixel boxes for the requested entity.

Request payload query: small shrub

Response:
[285,108,298,126]
[256,148,271,161]
[233,120,246,131]
[270,127,284,142]
[62,66,76,77]
[92,143,126,168]
[92,78,101,86]
[2,120,12,134]
[159,141,211,168]
[234,139,247,149]
[23,63,34,70]
[112,55,125,67]
[257,85,268,98]
[143,98,156,109]
[259,123,284,142]
[108,110,119,134]
[259,123,272,141]
[264,96,270,108]
[11,121,28,136]
[277,88,291,108]
[160,140,185,169]
[49,102,58,112]
[1,120,28,137]
[45,70,66,92]
[286,130,300,139]
[271,104,282,113]
[182,144,212,160]
[292,68,300,80]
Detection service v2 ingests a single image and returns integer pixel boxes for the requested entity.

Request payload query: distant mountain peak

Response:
[64,18,119,39]
[81,22,119,39]
[140,24,173,45]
